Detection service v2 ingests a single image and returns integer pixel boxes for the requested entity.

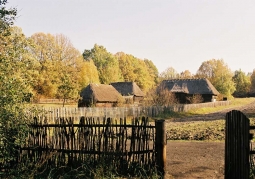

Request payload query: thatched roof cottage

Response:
[110,82,145,104]
[159,78,220,103]
[78,84,124,107]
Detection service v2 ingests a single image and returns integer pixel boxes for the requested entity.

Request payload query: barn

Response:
[110,82,145,105]
[159,78,220,103]
[78,83,124,107]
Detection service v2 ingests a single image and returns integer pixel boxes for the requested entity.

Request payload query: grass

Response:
[10,156,162,179]
[155,97,255,120]
[166,120,225,141]
[162,98,255,141]
[188,97,255,115]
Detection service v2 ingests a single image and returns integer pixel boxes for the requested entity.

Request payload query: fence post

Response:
[156,119,166,178]
[225,110,250,179]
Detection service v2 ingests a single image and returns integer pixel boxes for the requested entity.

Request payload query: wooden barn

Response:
[78,83,124,107]
[159,78,220,103]
[110,82,145,104]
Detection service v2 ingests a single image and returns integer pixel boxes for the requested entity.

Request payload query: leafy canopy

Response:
[196,59,236,98]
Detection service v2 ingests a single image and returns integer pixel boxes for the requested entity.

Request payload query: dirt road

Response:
[166,100,255,179]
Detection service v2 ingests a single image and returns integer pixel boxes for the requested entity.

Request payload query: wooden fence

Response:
[38,101,231,122]
[225,110,252,179]
[18,116,166,177]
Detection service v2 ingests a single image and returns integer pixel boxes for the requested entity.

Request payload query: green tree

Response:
[0,4,31,176]
[56,74,77,107]
[83,44,123,84]
[196,59,235,98]
[250,69,255,95]
[0,0,16,35]
[232,69,251,97]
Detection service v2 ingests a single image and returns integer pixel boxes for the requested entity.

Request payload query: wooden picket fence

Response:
[38,101,230,121]
[18,115,166,177]
[225,110,254,179]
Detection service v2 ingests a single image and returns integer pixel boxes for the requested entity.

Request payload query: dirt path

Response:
[166,141,224,179]
[165,100,255,178]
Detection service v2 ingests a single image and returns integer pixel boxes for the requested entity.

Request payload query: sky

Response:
[6,0,255,74]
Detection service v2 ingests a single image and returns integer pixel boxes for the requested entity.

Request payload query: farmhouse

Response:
[78,83,124,107]
[110,82,145,104]
[159,78,220,103]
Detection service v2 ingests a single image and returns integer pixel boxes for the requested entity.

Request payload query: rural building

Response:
[159,78,220,103]
[78,83,124,107]
[110,82,145,104]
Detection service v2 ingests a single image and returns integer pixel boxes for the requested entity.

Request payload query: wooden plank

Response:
[225,110,250,179]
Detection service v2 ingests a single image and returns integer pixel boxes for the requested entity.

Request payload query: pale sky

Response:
[7,0,255,74]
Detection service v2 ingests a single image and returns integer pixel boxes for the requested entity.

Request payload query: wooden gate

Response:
[225,110,252,179]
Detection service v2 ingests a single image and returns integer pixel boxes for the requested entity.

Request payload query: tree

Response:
[144,59,159,84]
[232,69,251,97]
[0,5,31,175]
[116,52,137,82]
[78,59,100,87]
[133,59,155,91]
[159,67,179,81]
[196,59,235,98]
[83,44,123,84]
[196,60,215,79]
[0,0,17,35]
[29,33,60,98]
[180,70,193,79]
[250,69,255,95]
[30,33,83,100]
[145,85,178,106]
[116,52,156,92]
[56,74,77,107]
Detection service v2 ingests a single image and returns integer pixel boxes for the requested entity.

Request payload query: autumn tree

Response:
[116,52,156,91]
[116,52,137,82]
[179,70,193,79]
[159,67,179,81]
[78,59,100,87]
[29,33,60,98]
[133,59,155,91]
[232,69,251,97]
[196,59,235,98]
[144,59,159,84]
[30,33,83,101]
[83,44,123,84]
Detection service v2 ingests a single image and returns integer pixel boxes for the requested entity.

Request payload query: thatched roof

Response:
[160,78,220,95]
[80,84,123,102]
[110,82,145,97]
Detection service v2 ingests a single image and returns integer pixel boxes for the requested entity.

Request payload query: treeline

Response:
[1,27,255,102]
[0,27,160,102]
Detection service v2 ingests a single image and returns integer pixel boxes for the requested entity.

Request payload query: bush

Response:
[186,94,204,104]
[145,86,178,107]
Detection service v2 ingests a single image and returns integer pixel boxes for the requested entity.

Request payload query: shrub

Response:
[186,94,204,104]
[145,86,178,107]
